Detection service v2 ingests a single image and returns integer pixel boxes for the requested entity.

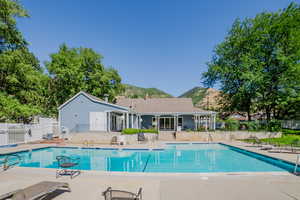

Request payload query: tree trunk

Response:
[266,107,271,121]
[247,111,251,121]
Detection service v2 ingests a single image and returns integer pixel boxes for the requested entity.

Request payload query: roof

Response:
[58,91,129,111]
[116,97,214,114]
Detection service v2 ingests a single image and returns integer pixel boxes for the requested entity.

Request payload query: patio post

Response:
[213,114,216,130]
[107,112,110,132]
[122,113,126,130]
[157,115,160,131]
[194,114,197,131]
[126,113,129,129]
[139,115,142,129]
[174,115,176,131]
[131,113,133,129]
[205,116,208,131]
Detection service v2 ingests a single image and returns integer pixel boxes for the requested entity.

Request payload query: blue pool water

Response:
[1,143,298,173]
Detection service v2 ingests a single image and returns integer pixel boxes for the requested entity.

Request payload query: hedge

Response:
[121,128,158,135]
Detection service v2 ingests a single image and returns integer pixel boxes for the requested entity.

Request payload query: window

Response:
[152,117,156,123]
[152,117,157,128]
[178,117,183,126]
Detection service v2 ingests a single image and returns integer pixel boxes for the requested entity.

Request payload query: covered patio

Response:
[116,97,217,132]
[139,111,216,131]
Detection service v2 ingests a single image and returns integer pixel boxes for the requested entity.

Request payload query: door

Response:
[89,112,107,131]
[159,117,175,131]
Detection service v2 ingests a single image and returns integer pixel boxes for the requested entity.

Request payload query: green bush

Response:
[266,120,282,132]
[224,119,239,131]
[197,127,206,132]
[121,128,158,135]
[240,121,261,131]
[141,128,158,134]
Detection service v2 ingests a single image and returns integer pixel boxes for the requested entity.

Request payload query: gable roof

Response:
[58,91,129,111]
[116,97,212,114]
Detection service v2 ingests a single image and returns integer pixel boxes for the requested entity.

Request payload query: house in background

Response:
[116,97,216,131]
[58,91,216,133]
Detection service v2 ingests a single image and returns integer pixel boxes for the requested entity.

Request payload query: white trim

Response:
[138,111,216,115]
[58,109,61,134]
[58,91,129,111]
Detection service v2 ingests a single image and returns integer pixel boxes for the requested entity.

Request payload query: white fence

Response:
[282,120,300,130]
[0,118,59,146]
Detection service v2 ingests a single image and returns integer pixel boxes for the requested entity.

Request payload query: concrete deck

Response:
[0,141,300,200]
[0,167,299,200]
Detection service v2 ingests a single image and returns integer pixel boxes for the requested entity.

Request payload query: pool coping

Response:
[10,166,293,177]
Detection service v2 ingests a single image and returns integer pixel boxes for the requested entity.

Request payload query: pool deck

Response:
[0,141,300,200]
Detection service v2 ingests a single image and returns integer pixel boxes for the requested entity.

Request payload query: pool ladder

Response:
[207,132,213,143]
[2,154,21,171]
[294,154,300,175]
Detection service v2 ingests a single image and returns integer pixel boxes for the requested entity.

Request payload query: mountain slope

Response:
[179,87,208,105]
[121,84,173,98]
[179,87,221,110]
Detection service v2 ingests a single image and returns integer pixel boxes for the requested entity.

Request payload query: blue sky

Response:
[18,0,293,96]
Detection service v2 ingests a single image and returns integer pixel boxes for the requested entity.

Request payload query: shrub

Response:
[122,128,140,134]
[197,127,206,132]
[266,120,281,132]
[121,128,158,135]
[240,121,261,131]
[224,119,239,131]
[141,128,158,134]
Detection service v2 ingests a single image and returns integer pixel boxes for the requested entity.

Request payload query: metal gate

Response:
[8,126,25,144]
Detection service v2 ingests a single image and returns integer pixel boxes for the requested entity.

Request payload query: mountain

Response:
[179,87,221,110]
[121,84,173,98]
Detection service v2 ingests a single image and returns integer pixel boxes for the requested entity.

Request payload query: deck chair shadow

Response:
[102,187,142,200]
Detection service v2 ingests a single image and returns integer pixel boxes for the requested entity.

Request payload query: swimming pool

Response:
[1,143,298,173]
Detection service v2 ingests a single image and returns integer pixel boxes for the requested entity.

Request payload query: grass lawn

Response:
[243,134,300,147]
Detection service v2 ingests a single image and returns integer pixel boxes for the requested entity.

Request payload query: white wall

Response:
[0,118,58,146]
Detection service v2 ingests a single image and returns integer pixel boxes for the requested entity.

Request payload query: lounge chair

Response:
[245,136,262,147]
[0,181,70,200]
[102,187,142,200]
[56,155,80,179]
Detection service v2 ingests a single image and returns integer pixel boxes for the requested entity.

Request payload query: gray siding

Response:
[180,115,195,130]
[141,115,153,129]
[60,94,128,132]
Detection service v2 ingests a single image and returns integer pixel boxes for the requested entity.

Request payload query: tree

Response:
[0,0,28,52]
[203,18,263,120]
[0,0,50,122]
[46,44,123,114]
[0,49,48,121]
[203,2,300,120]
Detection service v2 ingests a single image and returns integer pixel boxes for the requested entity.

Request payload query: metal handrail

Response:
[3,154,21,170]
[207,132,213,143]
[294,154,300,174]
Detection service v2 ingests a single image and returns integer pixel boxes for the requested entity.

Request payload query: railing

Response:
[207,132,213,143]
[2,154,22,170]
[282,120,300,130]
[295,154,300,174]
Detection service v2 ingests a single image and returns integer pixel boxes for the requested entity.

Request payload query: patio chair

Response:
[245,136,262,147]
[111,136,119,145]
[42,133,54,140]
[137,133,146,143]
[102,187,142,200]
[0,181,70,200]
[56,155,80,179]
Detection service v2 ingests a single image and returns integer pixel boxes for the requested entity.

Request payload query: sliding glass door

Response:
[159,117,175,131]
